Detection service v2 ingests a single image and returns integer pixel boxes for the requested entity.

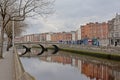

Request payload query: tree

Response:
[0,0,54,58]
[5,21,27,51]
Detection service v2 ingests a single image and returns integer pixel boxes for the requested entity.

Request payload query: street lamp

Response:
[12,18,15,52]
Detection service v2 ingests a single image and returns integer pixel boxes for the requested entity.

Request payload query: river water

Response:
[20,49,120,80]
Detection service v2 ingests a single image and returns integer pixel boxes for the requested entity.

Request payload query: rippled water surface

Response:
[20,49,120,80]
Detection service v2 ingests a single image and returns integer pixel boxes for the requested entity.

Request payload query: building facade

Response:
[46,33,52,41]
[22,34,40,42]
[108,13,120,46]
[70,31,76,41]
[81,22,108,39]
[81,22,109,46]
[39,33,47,42]
[76,27,81,40]
[51,32,72,42]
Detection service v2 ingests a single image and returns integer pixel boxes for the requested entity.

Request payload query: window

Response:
[115,32,119,37]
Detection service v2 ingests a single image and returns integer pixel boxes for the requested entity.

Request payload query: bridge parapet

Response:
[15,42,60,48]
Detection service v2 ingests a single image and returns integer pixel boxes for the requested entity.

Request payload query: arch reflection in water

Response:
[20,52,120,80]
[51,45,59,54]
[20,45,31,56]
[37,44,47,55]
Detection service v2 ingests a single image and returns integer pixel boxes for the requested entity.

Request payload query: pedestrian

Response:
[115,41,117,46]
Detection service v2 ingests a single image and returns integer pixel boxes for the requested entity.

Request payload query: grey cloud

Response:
[25,0,120,34]
[55,0,120,18]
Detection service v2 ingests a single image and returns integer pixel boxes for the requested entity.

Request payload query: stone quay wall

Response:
[13,48,35,80]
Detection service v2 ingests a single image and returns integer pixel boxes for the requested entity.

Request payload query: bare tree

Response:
[5,21,27,51]
[0,0,54,58]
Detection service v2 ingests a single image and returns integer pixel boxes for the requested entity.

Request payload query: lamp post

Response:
[12,18,15,52]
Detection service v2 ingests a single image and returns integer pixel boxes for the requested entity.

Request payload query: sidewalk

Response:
[0,50,14,80]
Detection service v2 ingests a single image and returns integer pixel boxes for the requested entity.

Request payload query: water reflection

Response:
[20,49,120,80]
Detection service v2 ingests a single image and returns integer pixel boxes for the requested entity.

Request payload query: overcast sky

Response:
[24,0,120,35]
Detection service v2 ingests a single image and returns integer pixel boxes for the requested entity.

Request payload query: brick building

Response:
[39,33,47,42]
[81,22,108,39]
[81,22,109,46]
[51,32,72,42]
[14,37,23,43]
[21,34,40,42]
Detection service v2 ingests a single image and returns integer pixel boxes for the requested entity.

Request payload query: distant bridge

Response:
[15,41,60,56]
[15,41,59,45]
[15,41,60,48]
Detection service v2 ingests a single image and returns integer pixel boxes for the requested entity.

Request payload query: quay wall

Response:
[47,45,120,61]
[13,48,35,80]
